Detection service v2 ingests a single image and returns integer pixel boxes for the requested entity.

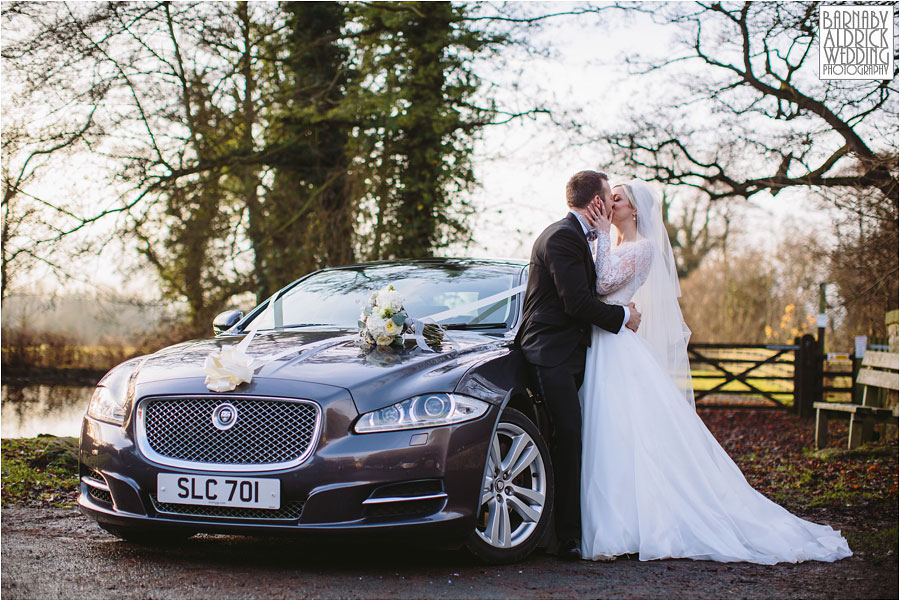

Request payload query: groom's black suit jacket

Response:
[516,212,625,367]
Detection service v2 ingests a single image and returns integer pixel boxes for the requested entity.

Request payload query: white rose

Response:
[375,333,394,346]
[377,288,404,313]
[366,315,388,337]
[385,320,401,336]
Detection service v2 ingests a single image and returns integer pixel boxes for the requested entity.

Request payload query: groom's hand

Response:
[625,303,641,332]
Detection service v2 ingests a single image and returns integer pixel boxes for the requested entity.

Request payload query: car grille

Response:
[141,396,320,468]
[150,495,305,522]
[84,469,113,505]
[363,479,446,520]
[88,486,113,505]
[370,479,444,499]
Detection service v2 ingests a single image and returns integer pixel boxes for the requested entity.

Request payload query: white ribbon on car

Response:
[203,284,526,392]
[405,284,526,352]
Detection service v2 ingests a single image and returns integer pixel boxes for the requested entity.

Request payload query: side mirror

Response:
[212,310,244,336]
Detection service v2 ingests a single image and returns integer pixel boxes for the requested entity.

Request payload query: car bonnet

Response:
[132,329,511,413]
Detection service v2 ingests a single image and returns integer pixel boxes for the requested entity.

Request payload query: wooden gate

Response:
[689,335,857,413]
[688,343,797,408]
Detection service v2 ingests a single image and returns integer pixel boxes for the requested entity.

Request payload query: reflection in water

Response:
[1,385,92,438]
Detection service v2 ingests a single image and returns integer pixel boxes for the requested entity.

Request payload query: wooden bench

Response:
[814,350,898,449]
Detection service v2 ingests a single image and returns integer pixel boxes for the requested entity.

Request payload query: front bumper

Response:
[77,401,499,541]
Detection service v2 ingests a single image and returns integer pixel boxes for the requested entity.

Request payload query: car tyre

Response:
[466,407,554,564]
[98,522,195,545]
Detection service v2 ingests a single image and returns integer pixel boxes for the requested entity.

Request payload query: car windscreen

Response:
[241,263,522,332]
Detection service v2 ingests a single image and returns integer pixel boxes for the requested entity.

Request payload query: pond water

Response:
[1,384,93,438]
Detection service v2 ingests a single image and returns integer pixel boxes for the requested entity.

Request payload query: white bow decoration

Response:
[202,330,357,392]
[203,329,259,392]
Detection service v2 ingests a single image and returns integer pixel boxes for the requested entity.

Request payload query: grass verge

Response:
[1,436,79,508]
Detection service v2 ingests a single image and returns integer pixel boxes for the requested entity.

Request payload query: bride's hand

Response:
[584,196,611,233]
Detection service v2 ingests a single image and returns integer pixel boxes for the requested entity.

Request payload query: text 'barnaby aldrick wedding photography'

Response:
[820,5,894,79]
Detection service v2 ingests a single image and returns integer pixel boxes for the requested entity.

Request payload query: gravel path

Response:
[2,506,895,599]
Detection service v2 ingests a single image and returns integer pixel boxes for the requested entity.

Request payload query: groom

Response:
[516,169,641,560]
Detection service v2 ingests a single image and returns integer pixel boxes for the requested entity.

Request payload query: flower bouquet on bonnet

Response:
[358,285,444,349]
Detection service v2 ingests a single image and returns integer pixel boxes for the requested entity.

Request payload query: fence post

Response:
[795,334,818,418]
[817,283,827,352]
[793,336,802,414]
[852,355,862,405]
[816,284,827,412]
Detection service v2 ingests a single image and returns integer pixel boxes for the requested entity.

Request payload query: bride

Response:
[578,179,852,564]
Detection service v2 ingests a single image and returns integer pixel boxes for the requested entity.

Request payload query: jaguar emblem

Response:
[211,402,238,431]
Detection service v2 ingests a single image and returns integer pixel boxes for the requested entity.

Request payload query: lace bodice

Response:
[593,231,653,305]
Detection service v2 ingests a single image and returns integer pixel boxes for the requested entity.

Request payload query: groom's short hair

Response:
[566,170,609,208]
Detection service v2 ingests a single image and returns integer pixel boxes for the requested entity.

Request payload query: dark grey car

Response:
[78,259,555,563]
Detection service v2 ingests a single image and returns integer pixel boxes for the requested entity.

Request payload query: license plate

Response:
[157,474,280,509]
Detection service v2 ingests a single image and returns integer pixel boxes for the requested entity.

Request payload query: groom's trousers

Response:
[531,344,586,543]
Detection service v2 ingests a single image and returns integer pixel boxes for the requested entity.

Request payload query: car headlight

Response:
[86,357,142,425]
[87,386,126,425]
[354,393,490,433]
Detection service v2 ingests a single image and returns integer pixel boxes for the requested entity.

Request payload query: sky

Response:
[1,1,865,304]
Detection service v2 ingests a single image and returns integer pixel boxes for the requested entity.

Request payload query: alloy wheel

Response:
[474,421,548,549]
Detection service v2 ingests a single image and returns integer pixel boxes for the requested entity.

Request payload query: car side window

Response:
[245,300,274,331]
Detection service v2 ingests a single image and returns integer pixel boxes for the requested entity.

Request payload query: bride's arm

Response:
[595,237,653,295]
[592,229,613,292]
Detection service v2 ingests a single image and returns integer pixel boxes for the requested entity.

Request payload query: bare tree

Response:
[3,2,309,329]
[827,183,899,341]
[603,1,897,202]
[661,188,732,278]
[1,84,101,299]
[595,1,897,337]
[680,227,828,344]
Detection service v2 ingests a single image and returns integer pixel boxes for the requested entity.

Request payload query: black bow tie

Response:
[586,228,598,242]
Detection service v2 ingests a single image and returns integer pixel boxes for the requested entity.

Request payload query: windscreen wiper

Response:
[442,322,509,330]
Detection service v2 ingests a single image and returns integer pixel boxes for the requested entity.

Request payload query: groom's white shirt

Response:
[569,209,629,333]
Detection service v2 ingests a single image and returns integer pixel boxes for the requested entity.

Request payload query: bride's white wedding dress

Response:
[579,229,852,564]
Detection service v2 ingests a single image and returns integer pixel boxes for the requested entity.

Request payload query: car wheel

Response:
[466,407,554,564]
[98,523,195,545]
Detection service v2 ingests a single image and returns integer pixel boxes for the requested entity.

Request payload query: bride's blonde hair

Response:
[615,183,638,219]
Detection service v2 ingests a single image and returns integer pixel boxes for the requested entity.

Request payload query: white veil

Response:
[627,180,695,408]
